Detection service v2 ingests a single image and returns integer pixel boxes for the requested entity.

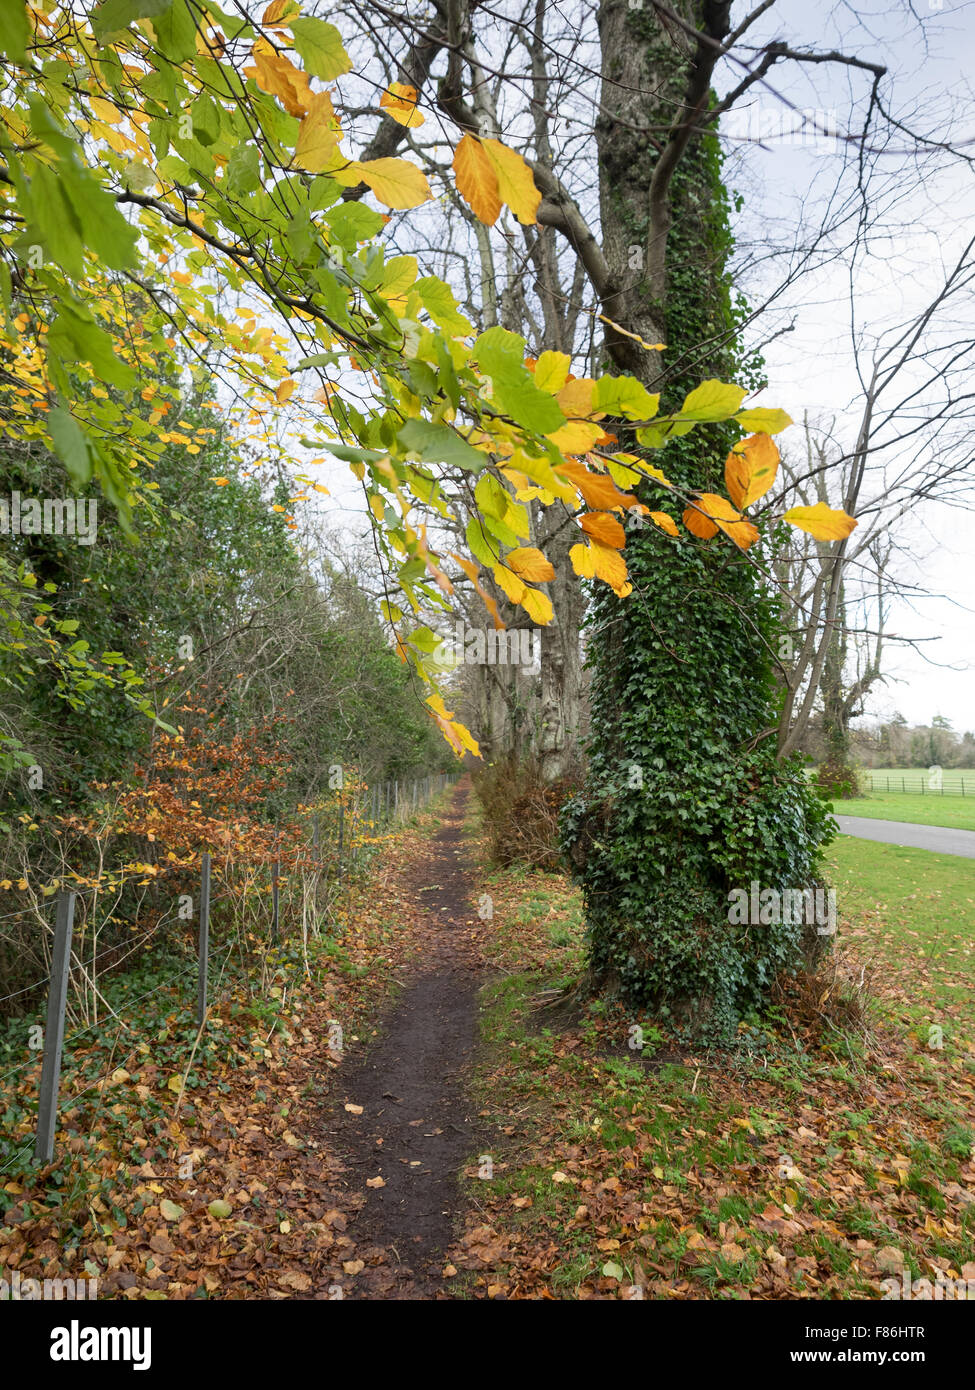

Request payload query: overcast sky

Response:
[288,0,975,733]
[718,0,975,731]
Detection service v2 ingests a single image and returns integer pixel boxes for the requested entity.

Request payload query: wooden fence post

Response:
[35,890,75,1164]
[197,853,211,1028]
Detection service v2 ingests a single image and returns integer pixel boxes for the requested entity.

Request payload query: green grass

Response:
[825,837,975,1037]
[458,821,975,1300]
[830,791,975,832]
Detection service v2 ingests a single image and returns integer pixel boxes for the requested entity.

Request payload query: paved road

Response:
[833,815,975,860]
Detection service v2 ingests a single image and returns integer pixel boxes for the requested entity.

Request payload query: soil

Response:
[327,779,484,1299]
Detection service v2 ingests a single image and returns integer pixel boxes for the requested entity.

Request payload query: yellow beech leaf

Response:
[556,378,597,419]
[505,547,556,583]
[426,693,480,758]
[481,139,541,225]
[580,510,626,549]
[533,351,571,393]
[89,97,123,124]
[545,421,606,455]
[453,134,501,224]
[648,510,679,537]
[725,432,779,510]
[569,542,597,579]
[294,92,341,172]
[493,565,527,605]
[276,378,295,403]
[380,82,424,127]
[262,0,289,21]
[782,502,858,541]
[589,540,631,596]
[556,459,637,512]
[683,493,759,549]
[520,586,554,625]
[335,157,431,209]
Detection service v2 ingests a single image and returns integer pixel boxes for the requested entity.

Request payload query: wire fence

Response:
[862,773,971,797]
[0,769,457,1173]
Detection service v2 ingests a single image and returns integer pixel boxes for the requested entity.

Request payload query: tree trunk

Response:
[561,0,834,1036]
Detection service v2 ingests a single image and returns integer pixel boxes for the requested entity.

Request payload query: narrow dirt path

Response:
[327,779,483,1299]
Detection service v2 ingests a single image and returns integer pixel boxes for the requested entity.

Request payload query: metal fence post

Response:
[271,858,280,944]
[35,890,75,1164]
[197,853,211,1028]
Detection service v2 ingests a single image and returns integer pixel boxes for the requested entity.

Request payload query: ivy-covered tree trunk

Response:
[562,0,833,1037]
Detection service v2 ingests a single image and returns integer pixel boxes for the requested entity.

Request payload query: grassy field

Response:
[451,811,975,1300]
[831,791,975,832]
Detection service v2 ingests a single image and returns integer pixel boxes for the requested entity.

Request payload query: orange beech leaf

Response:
[647,510,679,537]
[452,134,501,224]
[380,82,424,127]
[244,44,312,117]
[580,510,626,549]
[505,546,556,583]
[683,493,759,549]
[725,432,779,510]
[555,459,637,512]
